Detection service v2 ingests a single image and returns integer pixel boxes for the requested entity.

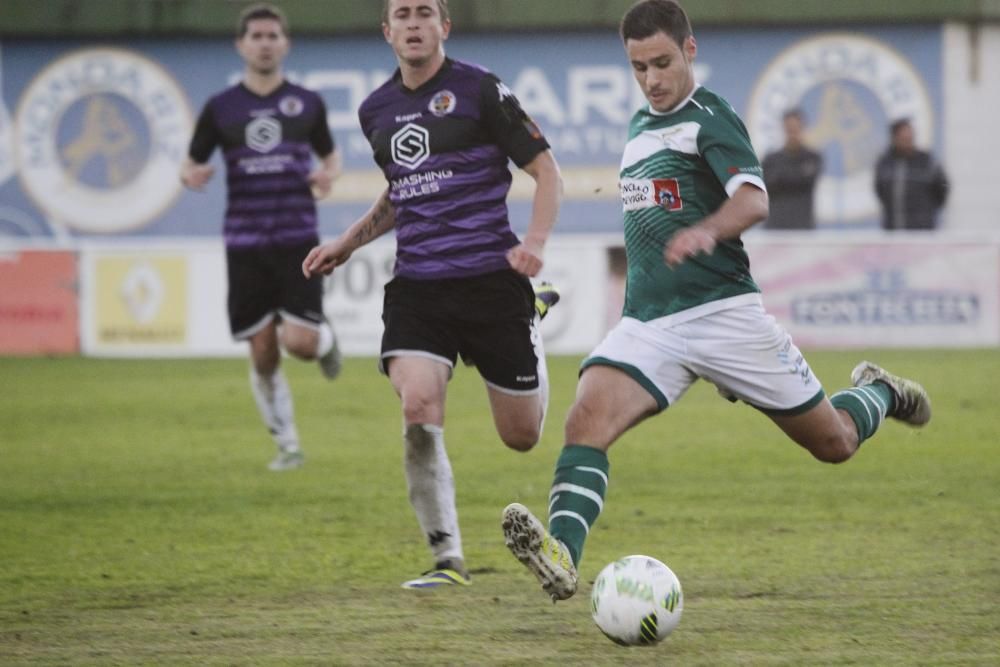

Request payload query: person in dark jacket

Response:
[762,109,823,229]
[874,118,949,230]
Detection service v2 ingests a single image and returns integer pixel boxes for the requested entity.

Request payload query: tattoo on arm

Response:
[352,192,394,245]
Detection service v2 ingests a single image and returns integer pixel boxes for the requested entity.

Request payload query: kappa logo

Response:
[427,530,452,547]
[391,122,430,169]
[13,47,192,233]
[747,33,934,227]
[246,116,282,153]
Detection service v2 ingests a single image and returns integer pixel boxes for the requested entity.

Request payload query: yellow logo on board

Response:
[95,256,187,345]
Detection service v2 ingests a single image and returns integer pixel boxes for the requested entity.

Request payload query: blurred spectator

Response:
[874,118,949,230]
[762,109,823,230]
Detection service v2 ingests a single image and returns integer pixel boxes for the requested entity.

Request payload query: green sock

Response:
[548,445,609,567]
[831,382,895,444]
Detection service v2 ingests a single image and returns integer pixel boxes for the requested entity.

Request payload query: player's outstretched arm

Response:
[302,188,395,278]
[664,183,768,268]
[180,158,214,191]
[507,149,562,277]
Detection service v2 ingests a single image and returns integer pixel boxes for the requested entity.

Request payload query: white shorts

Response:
[583,299,824,414]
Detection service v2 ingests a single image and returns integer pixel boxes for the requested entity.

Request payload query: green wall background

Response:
[2,0,998,37]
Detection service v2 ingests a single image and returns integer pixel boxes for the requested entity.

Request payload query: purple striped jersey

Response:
[359,58,549,279]
[188,81,335,248]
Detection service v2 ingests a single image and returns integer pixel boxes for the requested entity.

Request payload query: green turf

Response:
[1,351,998,665]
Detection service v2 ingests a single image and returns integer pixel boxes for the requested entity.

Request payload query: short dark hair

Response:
[237,3,289,38]
[620,0,692,47]
[890,117,912,136]
[783,108,805,123]
[382,0,450,23]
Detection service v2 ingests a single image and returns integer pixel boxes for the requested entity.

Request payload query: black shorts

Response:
[226,241,324,339]
[380,269,541,393]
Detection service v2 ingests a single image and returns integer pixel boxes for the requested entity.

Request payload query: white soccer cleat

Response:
[851,361,931,427]
[502,502,578,601]
[268,449,304,471]
[318,320,342,380]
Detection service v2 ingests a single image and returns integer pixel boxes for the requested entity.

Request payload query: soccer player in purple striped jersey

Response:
[303,0,563,589]
[181,4,343,472]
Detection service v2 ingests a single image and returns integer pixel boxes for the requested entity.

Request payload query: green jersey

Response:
[619,85,765,322]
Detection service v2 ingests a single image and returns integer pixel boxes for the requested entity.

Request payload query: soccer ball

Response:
[590,554,683,646]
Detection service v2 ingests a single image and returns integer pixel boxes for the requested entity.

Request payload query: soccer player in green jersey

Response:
[502,0,932,602]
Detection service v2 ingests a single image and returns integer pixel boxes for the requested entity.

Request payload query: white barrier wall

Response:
[75,237,613,358]
[943,23,1000,232]
[745,233,999,348]
[70,233,1000,358]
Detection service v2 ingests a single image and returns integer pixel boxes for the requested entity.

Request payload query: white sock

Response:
[249,367,300,452]
[403,423,462,564]
[316,321,334,357]
[532,315,550,432]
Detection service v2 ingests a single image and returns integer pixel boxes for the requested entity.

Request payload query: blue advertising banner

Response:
[0,26,941,240]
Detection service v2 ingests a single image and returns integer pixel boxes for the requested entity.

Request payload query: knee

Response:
[808,432,857,464]
[564,400,602,444]
[499,423,540,452]
[284,341,314,360]
[401,394,438,426]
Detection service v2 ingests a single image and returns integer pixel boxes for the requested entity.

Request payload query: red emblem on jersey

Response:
[652,178,682,211]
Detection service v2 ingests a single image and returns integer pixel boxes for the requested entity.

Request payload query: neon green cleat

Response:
[502,502,578,601]
[534,282,560,321]
[401,560,471,589]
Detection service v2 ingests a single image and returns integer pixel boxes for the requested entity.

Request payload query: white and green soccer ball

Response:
[590,554,683,646]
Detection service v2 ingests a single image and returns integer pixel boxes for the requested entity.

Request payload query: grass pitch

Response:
[1,351,998,665]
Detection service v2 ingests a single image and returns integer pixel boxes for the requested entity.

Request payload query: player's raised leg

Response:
[771,361,931,464]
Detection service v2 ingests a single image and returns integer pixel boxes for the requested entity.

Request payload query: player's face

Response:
[893,123,915,153]
[236,18,289,75]
[383,0,451,67]
[783,115,804,147]
[626,31,697,113]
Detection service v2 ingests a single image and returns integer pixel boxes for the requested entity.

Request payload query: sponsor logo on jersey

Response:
[278,95,304,117]
[13,47,192,234]
[746,33,934,227]
[390,169,453,200]
[246,115,282,153]
[620,177,683,212]
[391,122,430,169]
[428,90,456,117]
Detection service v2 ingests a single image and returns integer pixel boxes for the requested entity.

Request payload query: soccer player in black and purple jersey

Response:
[181,4,342,472]
[303,0,563,588]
